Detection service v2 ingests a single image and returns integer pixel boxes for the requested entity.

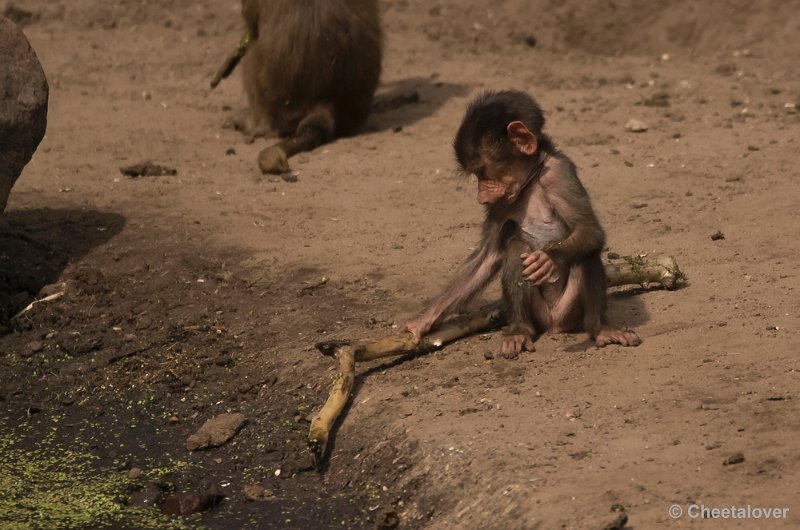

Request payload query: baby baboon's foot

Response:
[594,327,641,347]
[500,334,536,356]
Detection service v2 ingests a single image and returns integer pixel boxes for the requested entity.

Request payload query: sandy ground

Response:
[1,0,800,528]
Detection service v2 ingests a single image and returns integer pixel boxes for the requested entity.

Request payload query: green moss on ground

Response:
[0,420,191,530]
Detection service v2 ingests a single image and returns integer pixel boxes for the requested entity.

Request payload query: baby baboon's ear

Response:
[507,121,537,156]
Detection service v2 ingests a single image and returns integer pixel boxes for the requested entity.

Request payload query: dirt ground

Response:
[2,0,799,528]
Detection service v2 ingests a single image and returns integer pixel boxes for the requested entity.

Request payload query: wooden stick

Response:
[604,254,683,289]
[356,303,504,362]
[308,305,504,465]
[307,254,683,466]
[308,345,355,467]
[209,33,251,89]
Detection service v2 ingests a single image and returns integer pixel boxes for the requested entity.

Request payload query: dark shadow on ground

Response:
[0,208,126,325]
[561,290,652,353]
[367,76,470,133]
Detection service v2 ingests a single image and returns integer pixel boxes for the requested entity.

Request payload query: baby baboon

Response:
[405,91,641,353]
[239,0,382,174]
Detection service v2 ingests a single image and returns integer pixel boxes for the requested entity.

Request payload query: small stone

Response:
[766,325,778,331]
[128,483,163,508]
[186,413,247,451]
[168,416,179,424]
[375,511,400,529]
[483,351,494,360]
[162,494,224,515]
[723,452,745,465]
[225,147,236,156]
[710,231,725,241]
[715,63,738,76]
[243,484,274,501]
[641,92,670,107]
[625,118,648,132]
[128,467,143,479]
[214,354,233,367]
[120,161,177,178]
[23,340,43,357]
[607,252,621,259]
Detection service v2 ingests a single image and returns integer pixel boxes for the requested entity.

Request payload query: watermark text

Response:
[669,504,789,520]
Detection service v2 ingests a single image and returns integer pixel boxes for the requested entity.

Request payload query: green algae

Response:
[0,420,193,530]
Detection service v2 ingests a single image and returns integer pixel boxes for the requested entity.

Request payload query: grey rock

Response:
[0,15,48,215]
